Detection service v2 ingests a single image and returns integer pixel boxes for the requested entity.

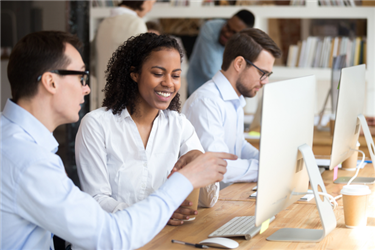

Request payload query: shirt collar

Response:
[110,6,137,17]
[120,107,165,120]
[2,99,59,153]
[212,71,247,108]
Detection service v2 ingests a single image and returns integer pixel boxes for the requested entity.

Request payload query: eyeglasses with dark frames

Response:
[244,58,273,81]
[37,70,89,86]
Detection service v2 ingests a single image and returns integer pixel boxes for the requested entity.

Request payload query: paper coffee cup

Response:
[340,185,371,228]
[181,188,200,221]
[342,142,360,171]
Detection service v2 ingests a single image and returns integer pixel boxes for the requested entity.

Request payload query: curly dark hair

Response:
[103,33,183,115]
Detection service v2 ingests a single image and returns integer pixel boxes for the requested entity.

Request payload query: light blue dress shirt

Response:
[182,71,259,183]
[187,19,226,96]
[0,99,192,250]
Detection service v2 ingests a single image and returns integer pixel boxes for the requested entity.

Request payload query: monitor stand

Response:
[267,144,337,242]
[334,114,375,184]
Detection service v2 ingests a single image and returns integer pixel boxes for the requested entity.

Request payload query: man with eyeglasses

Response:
[0,31,236,249]
[182,28,282,185]
[186,10,255,96]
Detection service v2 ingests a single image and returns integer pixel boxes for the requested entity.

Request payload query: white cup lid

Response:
[340,185,371,196]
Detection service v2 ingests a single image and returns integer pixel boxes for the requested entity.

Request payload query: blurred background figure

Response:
[92,0,156,110]
[186,10,255,96]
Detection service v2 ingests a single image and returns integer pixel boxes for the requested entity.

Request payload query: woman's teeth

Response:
[156,92,171,97]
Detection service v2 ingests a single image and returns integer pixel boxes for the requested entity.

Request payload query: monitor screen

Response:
[255,75,316,227]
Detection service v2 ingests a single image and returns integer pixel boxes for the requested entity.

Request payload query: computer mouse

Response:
[199,237,239,249]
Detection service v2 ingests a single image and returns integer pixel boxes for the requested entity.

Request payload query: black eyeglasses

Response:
[37,70,89,86]
[244,59,273,81]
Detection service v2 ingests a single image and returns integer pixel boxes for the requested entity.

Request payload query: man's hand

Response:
[168,150,203,178]
[179,152,237,189]
[167,200,197,226]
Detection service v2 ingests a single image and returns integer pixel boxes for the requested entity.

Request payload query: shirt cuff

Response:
[223,158,259,183]
[159,172,194,206]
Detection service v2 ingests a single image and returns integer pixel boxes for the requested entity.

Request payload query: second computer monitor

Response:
[255,75,316,227]
[329,64,366,170]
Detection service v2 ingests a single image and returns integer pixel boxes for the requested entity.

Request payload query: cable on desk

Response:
[326,148,366,209]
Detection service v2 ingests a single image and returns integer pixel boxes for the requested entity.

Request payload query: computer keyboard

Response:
[208,216,276,240]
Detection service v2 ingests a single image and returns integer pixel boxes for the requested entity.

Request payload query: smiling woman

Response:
[103,33,182,116]
[75,33,220,226]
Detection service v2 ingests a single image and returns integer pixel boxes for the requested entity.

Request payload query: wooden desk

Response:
[140,164,375,250]
[246,127,375,157]
[219,165,375,208]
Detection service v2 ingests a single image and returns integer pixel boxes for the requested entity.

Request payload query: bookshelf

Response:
[90,2,375,116]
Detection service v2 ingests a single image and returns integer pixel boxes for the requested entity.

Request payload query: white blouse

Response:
[75,107,219,213]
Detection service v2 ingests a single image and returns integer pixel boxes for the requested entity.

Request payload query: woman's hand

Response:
[167,200,198,226]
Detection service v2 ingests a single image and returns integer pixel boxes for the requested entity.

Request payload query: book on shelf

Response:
[295,41,302,67]
[353,37,361,66]
[287,45,299,67]
[91,0,119,7]
[306,37,318,68]
[363,39,367,65]
[320,37,332,68]
[290,0,305,6]
[236,0,278,6]
[170,0,189,6]
[313,39,323,68]
[358,39,365,65]
[329,37,339,68]
[297,40,306,68]
[286,36,366,69]
[318,0,357,6]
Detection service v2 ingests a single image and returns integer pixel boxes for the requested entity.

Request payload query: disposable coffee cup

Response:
[340,185,371,228]
[342,142,360,171]
[181,188,200,221]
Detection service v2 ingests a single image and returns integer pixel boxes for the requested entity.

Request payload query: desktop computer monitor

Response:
[255,75,336,241]
[330,64,365,170]
[328,64,375,183]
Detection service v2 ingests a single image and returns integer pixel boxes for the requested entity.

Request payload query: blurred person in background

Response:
[92,0,156,109]
[187,10,255,96]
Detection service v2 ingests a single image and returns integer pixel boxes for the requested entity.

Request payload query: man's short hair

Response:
[234,10,255,28]
[7,31,82,102]
[221,28,282,71]
[119,1,144,11]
